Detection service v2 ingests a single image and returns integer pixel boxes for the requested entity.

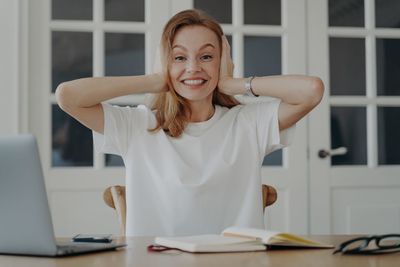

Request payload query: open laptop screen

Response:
[0,135,58,255]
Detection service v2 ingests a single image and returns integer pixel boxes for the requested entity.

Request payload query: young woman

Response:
[56,9,324,236]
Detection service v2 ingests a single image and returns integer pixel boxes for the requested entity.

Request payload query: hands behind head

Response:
[152,45,168,93]
[218,35,235,95]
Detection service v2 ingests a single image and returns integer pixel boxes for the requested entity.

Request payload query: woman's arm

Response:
[55,74,166,134]
[218,36,324,131]
[219,75,324,131]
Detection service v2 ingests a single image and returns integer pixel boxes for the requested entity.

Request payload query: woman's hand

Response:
[153,73,168,93]
[218,35,235,95]
[152,45,168,92]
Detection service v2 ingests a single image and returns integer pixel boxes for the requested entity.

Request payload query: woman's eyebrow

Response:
[200,43,216,50]
[172,43,216,51]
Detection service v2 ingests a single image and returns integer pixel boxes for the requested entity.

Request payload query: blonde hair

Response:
[148,9,240,138]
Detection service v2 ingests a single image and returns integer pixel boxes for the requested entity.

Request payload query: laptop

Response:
[0,134,126,256]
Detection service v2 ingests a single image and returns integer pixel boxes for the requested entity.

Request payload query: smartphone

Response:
[72,234,113,243]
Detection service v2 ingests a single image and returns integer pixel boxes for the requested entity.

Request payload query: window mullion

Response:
[93,0,105,169]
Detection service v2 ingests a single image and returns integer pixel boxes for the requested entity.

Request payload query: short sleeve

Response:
[92,103,149,157]
[242,100,296,157]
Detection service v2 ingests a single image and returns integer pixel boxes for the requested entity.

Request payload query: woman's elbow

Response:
[308,77,324,107]
[55,82,74,111]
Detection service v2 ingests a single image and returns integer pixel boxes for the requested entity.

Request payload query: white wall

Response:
[0,0,19,134]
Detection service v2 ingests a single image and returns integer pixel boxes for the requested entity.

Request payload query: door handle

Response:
[318,147,347,159]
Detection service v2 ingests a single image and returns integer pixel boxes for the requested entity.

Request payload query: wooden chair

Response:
[103,184,278,236]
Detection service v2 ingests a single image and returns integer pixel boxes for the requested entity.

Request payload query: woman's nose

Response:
[186,59,201,73]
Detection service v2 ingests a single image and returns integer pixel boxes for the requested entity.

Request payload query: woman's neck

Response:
[187,102,215,123]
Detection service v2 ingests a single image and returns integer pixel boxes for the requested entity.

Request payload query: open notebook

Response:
[153,227,334,253]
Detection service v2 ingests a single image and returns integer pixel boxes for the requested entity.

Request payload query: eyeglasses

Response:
[333,234,400,255]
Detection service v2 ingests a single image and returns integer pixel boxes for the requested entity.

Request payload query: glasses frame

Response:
[333,234,400,255]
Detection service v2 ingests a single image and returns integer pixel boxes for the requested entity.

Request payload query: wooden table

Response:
[0,236,399,267]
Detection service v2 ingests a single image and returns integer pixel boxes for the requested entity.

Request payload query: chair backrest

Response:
[103,184,278,236]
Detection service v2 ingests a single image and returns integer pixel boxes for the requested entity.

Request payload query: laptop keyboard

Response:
[57,242,117,255]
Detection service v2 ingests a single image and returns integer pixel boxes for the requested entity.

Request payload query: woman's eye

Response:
[174,56,186,62]
[201,55,213,61]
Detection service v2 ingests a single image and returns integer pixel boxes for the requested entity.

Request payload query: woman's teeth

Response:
[183,79,206,85]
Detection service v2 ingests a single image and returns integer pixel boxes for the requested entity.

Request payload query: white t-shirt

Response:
[93,100,294,236]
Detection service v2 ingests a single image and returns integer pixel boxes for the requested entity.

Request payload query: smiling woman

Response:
[55,9,323,237]
[149,10,240,135]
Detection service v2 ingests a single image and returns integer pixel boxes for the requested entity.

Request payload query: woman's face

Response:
[169,25,221,104]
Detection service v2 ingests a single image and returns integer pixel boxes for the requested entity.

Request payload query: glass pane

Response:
[226,35,232,45]
[194,0,231,24]
[52,31,92,93]
[244,0,281,25]
[105,33,145,76]
[329,38,365,95]
[104,0,145,22]
[262,150,282,166]
[328,0,364,27]
[378,107,400,165]
[244,36,281,77]
[376,38,400,96]
[375,0,400,28]
[330,107,367,165]
[52,0,92,20]
[106,154,124,166]
[52,105,93,167]
[226,35,232,57]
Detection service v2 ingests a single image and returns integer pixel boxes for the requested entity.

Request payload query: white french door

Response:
[308,0,400,234]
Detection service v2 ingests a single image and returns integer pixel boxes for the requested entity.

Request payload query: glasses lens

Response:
[378,236,400,248]
[343,239,368,252]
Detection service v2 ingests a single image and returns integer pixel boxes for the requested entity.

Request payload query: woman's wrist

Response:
[218,77,247,95]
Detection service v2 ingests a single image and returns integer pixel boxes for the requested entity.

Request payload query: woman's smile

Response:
[181,77,209,89]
